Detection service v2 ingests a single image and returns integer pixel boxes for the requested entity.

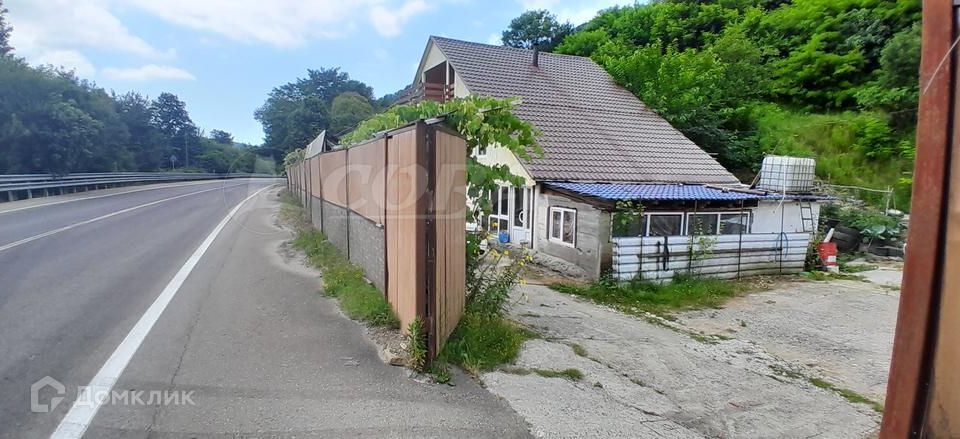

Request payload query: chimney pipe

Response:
[532,45,540,67]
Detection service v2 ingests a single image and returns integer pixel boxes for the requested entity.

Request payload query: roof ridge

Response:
[429,35,592,60]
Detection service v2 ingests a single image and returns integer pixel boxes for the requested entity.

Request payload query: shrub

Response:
[466,244,530,316]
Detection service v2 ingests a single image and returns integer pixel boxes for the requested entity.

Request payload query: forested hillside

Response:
[0,2,272,176]
[552,0,920,208]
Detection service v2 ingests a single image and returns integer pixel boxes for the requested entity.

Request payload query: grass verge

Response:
[839,263,879,273]
[501,366,584,381]
[809,378,884,413]
[800,271,866,282]
[550,274,754,317]
[283,194,398,328]
[435,313,534,375]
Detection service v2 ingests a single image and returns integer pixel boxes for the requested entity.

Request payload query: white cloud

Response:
[8,0,170,58]
[7,0,437,69]
[487,33,502,46]
[101,64,196,81]
[33,50,97,77]
[129,0,418,47]
[369,0,430,38]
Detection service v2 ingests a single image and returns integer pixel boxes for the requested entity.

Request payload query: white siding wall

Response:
[752,200,820,234]
[612,232,810,281]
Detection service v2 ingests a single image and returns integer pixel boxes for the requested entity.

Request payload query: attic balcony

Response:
[396,82,455,105]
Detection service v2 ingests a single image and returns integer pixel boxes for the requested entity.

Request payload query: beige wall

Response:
[421,42,446,77]
[476,146,535,187]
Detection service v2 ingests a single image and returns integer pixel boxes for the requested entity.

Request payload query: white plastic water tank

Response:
[756,156,816,193]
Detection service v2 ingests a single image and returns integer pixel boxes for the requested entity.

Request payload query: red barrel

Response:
[818,242,839,272]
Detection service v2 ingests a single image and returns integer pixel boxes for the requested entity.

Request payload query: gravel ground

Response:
[482,284,881,439]
[678,271,899,402]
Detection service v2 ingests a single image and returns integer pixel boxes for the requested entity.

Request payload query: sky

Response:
[5,0,633,145]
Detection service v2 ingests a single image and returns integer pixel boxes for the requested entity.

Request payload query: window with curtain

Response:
[648,214,683,236]
[549,207,576,246]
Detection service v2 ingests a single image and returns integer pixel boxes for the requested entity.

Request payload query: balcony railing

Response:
[395,83,455,105]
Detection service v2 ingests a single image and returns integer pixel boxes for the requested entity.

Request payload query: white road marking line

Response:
[0,179,255,215]
[0,183,248,253]
[49,184,276,439]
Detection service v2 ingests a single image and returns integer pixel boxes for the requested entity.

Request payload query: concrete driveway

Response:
[678,274,899,402]
[482,281,887,438]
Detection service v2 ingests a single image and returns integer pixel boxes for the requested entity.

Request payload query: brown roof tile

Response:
[429,36,740,184]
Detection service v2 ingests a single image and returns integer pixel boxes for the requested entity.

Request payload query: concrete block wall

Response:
[310,196,323,231]
[534,191,608,279]
[321,201,349,256]
[348,215,386,292]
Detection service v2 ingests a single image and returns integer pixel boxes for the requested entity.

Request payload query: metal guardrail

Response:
[0,172,278,202]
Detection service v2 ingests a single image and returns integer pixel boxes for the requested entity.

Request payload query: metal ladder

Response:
[799,200,816,232]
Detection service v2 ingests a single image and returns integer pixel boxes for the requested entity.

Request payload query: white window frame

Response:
[644,212,685,237]
[488,185,510,232]
[548,206,577,247]
[684,211,751,235]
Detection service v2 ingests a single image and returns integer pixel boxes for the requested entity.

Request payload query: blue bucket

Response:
[498,230,510,243]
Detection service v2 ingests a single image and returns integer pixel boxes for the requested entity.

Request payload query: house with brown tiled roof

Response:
[407,36,824,280]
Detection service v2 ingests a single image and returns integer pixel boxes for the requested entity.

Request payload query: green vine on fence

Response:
[339,96,542,271]
[611,200,645,237]
[283,148,305,168]
[339,96,541,221]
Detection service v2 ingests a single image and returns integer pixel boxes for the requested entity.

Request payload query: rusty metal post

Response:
[880,0,956,436]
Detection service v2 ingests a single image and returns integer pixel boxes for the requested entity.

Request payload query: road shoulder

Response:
[87,187,531,438]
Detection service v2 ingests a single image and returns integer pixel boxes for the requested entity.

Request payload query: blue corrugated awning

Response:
[545,182,819,201]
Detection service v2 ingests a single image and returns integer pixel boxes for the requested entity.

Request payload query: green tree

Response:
[855,23,921,127]
[600,30,765,170]
[196,140,239,173]
[329,92,375,135]
[555,29,610,56]
[757,0,920,109]
[280,96,329,152]
[255,67,373,154]
[115,92,166,171]
[0,57,133,174]
[210,129,234,145]
[151,92,198,168]
[0,0,12,57]
[501,10,573,52]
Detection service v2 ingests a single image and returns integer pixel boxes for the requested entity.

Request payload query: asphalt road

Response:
[0,180,529,438]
